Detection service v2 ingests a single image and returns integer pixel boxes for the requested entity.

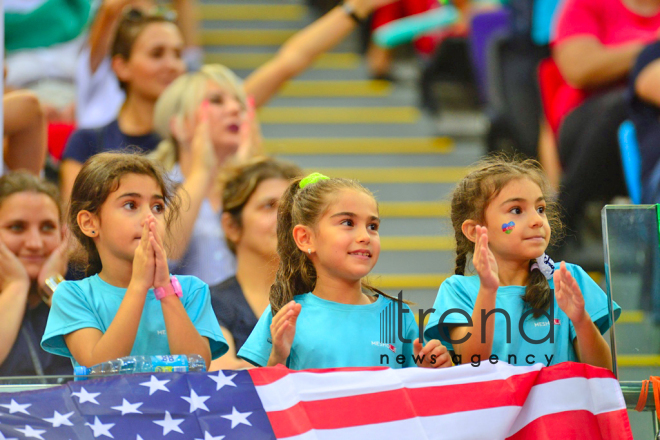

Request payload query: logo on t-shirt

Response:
[370,341,396,353]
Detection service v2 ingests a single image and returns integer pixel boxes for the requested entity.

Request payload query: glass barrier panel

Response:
[602,205,660,438]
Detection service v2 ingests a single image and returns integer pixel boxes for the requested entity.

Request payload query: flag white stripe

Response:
[280,406,522,440]
[256,363,542,412]
[506,377,626,435]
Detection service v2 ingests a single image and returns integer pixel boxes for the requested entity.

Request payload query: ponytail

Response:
[270,178,317,315]
[522,262,552,317]
[454,233,470,276]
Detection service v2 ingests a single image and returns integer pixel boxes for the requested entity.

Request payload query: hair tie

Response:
[530,253,555,280]
[299,172,329,189]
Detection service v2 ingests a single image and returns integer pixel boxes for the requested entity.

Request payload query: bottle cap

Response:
[74,366,91,376]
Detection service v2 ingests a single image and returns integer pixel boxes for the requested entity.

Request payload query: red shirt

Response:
[549,0,660,129]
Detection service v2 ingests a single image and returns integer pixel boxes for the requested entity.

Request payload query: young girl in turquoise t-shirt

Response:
[239,173,451,370]
[41,152,227,368]
[424,156,619,369]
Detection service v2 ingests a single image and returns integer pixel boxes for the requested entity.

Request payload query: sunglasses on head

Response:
[124,6,177,23]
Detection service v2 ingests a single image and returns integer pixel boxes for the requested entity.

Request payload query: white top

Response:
[75,46,125,128]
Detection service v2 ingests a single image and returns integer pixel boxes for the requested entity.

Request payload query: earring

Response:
[308,249,311,254]
[91,231,95,235]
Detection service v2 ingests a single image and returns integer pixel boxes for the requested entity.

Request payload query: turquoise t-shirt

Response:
[238,293,420,369]
[41,274,228,367]
[424,263,620,367]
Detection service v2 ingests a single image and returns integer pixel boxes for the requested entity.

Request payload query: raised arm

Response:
[554,262,612,370]
[166,102,218,260]
[173,0,199,48]
[553,36,645,90]
[450,225,499,362]
[4,91,47,175]
[244,0,394,107]
[88,0,137,73]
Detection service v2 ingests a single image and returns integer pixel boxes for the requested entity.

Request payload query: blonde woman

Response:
[151,0,395,286]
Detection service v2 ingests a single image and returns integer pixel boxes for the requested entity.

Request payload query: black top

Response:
[0,301,72,377]
[209,276,259,353]
[62,119,160,164]
[628,41,660,183]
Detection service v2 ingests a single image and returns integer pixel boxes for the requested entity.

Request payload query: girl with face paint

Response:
[424,156,620,371]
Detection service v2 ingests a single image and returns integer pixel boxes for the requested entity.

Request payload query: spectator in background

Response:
[366,0,440,80]
[4,0,94,123]
[3,91,48,176]
[150,65,254,286]
[629,41,660,203]
[151,0,398,286]
[210,157,302,370]
[76,0,200,129]
[0,172,70,376]
[60,6,186,205]
[551,0,660,249]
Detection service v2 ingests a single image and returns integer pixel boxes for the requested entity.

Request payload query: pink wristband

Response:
[154,275,183,300]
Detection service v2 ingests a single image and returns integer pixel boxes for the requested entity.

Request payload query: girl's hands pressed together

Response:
[0,240,29,291]
[268,301,302,366]
[131,218,156,291]
[149,217,171,290]
[473,225,499,291]
[413,338,452,369]
[554,261,588,326]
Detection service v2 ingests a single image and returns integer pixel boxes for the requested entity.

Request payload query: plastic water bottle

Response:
[74,354,206,377]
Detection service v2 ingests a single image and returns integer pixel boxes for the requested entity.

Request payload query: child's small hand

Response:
[268,301,302,366]
[149,217,170,290]
[473,225,499,291]
[131,218,155,291]
[413,339,452,369]
[554,261,588,325]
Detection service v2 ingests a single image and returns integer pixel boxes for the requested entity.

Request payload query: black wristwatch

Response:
[341,1,363,25]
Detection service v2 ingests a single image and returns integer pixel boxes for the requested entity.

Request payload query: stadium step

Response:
[198,4,307,21]
[204,52,360,70]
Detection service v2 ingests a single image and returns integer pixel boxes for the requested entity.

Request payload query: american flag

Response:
[0,362,632,439]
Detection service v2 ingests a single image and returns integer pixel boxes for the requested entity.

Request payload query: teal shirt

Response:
[41,274,228,367]
[424,263,620,366]
[238,293,420,369]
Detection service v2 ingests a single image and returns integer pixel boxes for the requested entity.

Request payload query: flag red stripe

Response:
[249,366,389,386]
[531,362,615,384]
[506,409,633,440]
[264,372,541,438]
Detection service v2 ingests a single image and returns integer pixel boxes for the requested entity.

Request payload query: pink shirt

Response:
[555,0,660,47]
[549,0,660,128]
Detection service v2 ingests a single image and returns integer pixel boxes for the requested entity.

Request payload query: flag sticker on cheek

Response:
[502,222,515,234]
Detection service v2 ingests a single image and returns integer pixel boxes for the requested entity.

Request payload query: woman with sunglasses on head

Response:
[76,0,198,129]
[60,4,187,205]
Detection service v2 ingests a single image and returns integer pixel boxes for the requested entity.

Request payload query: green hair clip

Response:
[299,172,330,189]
